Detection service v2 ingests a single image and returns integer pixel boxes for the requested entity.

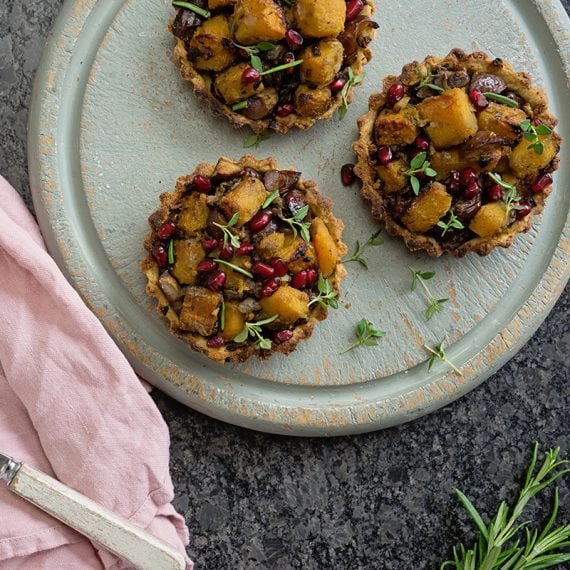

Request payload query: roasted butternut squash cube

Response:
[509,135,558,177]
[417,88,478,149]
[401,182,452,233]
[233,0,287,44]
[179,287,222,336]
[188,15,237,72]
[469,202,508,237]
[374,108,419,146]
[288,243,317,273]
[377,159,408,193]
[294,0,345,38]
[219,176,268,226]
[214,63,264,105]
[300,39,344,86]
[224,255,253,296]
[294,84,332,118]
[208,0,234,9]
[259,285,309,324]
[172,239,205,285]
[178,192,209,236]
[310,217,338,277]
[430,149,470,180]
[256,232,286,260]
[477,103,527,142]
[221,301,245,341]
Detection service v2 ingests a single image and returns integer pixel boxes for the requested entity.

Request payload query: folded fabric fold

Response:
[0,176,191,569]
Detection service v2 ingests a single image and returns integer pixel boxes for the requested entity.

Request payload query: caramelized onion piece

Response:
[338,16,379,65]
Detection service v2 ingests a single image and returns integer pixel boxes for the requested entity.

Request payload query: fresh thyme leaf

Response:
[255,41,277,52]
[233,41,278,73]
[340,319,385,354]
[234,315,278,349]
[232,101,248,111]
[519,119,553,155]
[243,132,267,148]
[213,214,241,248]
[338,67,365,119]
[367,229,383,246]
[417,64,444,92]
[436,210,465,236]
[281,204,311,242]
[250,54,263,72]
[344,229,383,269]
[214,258,254,278]
[424,340,462,376]
[219,301,226,330]
[307,274,338,311]
[167,239,175,265]
[405,152,437,195]
[172,0,211,18]
[260,59,303,76]
[262,189,280,209]
[410,151,427,170]
[483,92,519,108]
[408,267,447,320]
[489,172,523,216]
[410,176,420,195]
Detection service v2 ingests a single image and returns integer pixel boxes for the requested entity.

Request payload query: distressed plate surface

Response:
[29,0,569,435]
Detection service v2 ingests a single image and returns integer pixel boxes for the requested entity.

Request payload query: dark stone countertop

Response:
[1,1,568,568]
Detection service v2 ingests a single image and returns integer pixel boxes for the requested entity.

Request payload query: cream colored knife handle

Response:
[8,463,185,570]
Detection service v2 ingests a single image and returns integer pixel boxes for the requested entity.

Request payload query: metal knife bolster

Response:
[0,453,22,485]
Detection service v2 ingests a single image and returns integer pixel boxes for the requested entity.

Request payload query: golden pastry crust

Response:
[142,155,347,363]
[354,49,561,257]
[170,0,378,133]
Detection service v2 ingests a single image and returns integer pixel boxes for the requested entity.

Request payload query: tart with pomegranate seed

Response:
[170,0,378,134]
[142,155,347,363]
[353,49,561,257]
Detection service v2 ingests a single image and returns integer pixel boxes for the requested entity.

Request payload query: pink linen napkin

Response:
[0,175,192,569]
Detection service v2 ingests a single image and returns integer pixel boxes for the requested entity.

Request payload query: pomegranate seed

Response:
[193,175,212,193]
[532,118,541,126]
[386,83,405,106]
[276,103,294,117]
[152,245,168,268]
[306,269,318,287]
[274,330,293,344]
[197,259,218,273]
[207,335,225,348]
[531,173,553,193]
[248,211,272,232]
[346,0,364,21]
[285,29,303,50]
[487,184,504,201]
[220,243,234,260]
[468,89,489,112]
[460,167,478,188]
[252,262,275,279]
[242,67,261,84]
[270,259,287,277]
[414,136,430,151]
[447,170,461,194]
[330,76,346,93]
[236,241,254,255]
[261,277,281,297]
[157,221,176,239]
[283,51,296,74]
[341,164,355,186]
[207,270,226,292]
[290,270,308,289]
[377,146,393,165]
[515,201,532,219]
[464,180,481,199]
[202,238,219,251]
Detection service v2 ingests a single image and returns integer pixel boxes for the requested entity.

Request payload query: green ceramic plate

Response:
[29,0,570,435]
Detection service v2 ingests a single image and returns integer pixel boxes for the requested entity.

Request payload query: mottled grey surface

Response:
[1,0,569,568]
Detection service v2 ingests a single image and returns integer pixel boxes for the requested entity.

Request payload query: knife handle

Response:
[9,464,186,570]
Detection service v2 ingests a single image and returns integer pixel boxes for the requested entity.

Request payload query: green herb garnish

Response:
[344,229,383,269]
[307,273,338,311]
[417,64,444,93]
[214,258,253,279]
[213,212,241,248]
[409,266,448,320]
[243,132,268,148]
[436,210,465,236]
[520,118,553,155]
[424,340,462,376]
[167,239,175,265]
[172,0,211,18]
[440,443,570,569]
[488,172,524,216]
[233,41,277,72]
[234,315,278,350]
[219,301,226,330]
[262,189,280,209]
[232,101,248,111]
[339,67,365,120]
[260,59,303,76]
[340,319,386,354]
[483,92,519,108]
[281,204,311,242]
[405,152,437,195]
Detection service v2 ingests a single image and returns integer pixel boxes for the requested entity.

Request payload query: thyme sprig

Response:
[483,92,519,108]
[488,172,524,216]
[437,210,464,236]
[262,189,280,209]
[307,274,338,311]
[424,340,463,376]
[405,152,437,195]
[213,212,241,248]
[172,0,211,18]
[281,204,311,242]
[214,258,253,278]
[440,443,570,569]
[167,239,175,265]
[520,119,553,155]
[219,301,226,330]
[340,319,385,354]
[417,64,444,93]
[339,67,365,120]
[233,41,277,72]
[409,266,448,320]
[344,229,383,269]
[233,315,278,350]
[260,59,303,76]
[243,132,268,148]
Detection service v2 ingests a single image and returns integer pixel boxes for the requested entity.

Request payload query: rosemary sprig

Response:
[436,210,464,236]
[340,319,385,354]
[232,101,248,111]
[424,340,463,376]
[488,172,524,216]
[409,266,448,320]
[281,204,311,242]
[338,67,365,120]
[262,189,280,209]
[405,152,437,195]
[260,59,303,76]
[167,239,175,265]
[214,258,253,278]
[417,64,444,93]
[233,41,277,72]
[344,229,383,269]
[440,443,570,569]
[483,92,519,108]
[520,119,553,155]
[219,300,225,330]
[234,315,278,350]
[307,274,338,310]
[213,212,241,248]
[172,0,211,18]
[243,132,268,148]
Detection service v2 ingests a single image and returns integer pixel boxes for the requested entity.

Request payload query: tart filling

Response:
[142,156,347,362]
[170,0,378,133]
[354,49,561,257]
